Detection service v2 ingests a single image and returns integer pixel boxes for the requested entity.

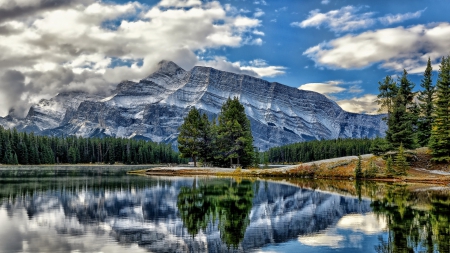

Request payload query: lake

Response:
[0,175,449,253]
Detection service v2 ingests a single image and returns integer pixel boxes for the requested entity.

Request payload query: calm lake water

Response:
[0,176,449,253]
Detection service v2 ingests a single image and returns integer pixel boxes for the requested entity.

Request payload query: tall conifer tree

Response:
[430,56,450,162]
[377,75,398,116]
[178,107,202,166]
[417,58,435,147]
[385,69,417,150]
[216,97,255,168]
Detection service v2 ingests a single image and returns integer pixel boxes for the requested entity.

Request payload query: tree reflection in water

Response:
[372,184,450,253]
[177,178,254,249]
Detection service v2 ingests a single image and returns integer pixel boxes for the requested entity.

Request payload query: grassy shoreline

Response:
[128,151,450,185]
[0,164,161,177]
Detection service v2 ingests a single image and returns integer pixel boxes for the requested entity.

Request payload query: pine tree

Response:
[377,75,398,116]
[394,143,408,175]
[108,140,115,164]
[198,113,215,165]
[417,58,435,147]
[386,156,394,178]
[430,56,450,162]
[385,69,417,150]
[216,97,255,168]
[12,153,18,165]
[178,107,202,167]
[355,155,363,179]
[369,137,390,155]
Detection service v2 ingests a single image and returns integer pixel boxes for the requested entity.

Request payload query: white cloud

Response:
[349,85,363,93]
[292,6,425,34]
[201,57,286,78]
[254,8,264,17]
[379,8,426,25]
[253,30,265,36]
[292,6,376,33]
[336,94,380,114]
[321,0,330,5]
[0,0,274,116]
[248,37,263,45]
[303,23,450,73]
[158,0,201,7]
[299,81,346,94]
[253,0,267,5]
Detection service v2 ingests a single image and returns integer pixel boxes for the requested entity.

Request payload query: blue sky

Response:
[0,0,449,116]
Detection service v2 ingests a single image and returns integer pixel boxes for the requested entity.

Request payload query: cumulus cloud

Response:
[253,0,267,5]
[303,23,450,72]
[298,80,376,113]
[321,0,330,5]
[299,81,346,94]
[292,6,425,34]
[0,70,30,117]
[336,94,380,114]
[0,0,94,23]
[200,57,286,78]
[298,80,362,95]
[0,0,282,117]
[254,8,264,17]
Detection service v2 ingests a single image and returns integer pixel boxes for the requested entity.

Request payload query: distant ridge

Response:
[0,61,386,150]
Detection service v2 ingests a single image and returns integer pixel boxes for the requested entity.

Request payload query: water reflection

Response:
[372,184,450,253]
[0,177,449,253]
[177,179,254,248]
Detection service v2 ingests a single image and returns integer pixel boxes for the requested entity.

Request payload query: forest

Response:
[0,126,183,165]
[261,138,375,164]
[265,55,450,166]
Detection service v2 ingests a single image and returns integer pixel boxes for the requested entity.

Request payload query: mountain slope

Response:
[0,60,386,150]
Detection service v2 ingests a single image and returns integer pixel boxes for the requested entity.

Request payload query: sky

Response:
[0,0,449,117]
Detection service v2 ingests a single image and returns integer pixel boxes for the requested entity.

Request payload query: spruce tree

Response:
[430,56,450,162]
[178,107,202,166]
[417,58,435,147]
[216,97,255,168]
[377,75,398,116]
[198,113,215,165]
[386,156,394,178]
[385,69,417,150]
[394,143,408,176]
[355,155,363,179]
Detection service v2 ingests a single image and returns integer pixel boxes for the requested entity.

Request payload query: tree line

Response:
[375,56,450,162]
[177,97,255,168]
[261,138,374,164]
[0,126,183,165]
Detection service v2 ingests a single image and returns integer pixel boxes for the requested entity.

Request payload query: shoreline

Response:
[128,154,450,185]
[128,167,450,185]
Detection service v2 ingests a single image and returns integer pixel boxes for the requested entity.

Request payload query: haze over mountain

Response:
[0,61,386,150]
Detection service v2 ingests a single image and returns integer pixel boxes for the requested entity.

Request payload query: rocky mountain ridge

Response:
[0,60,386,150]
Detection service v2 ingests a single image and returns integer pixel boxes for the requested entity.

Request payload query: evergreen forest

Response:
[261,138,374,164]
[0,126,183,165]
[265,55,450,165]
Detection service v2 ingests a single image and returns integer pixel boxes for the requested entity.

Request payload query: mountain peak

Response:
[155,60,186,75]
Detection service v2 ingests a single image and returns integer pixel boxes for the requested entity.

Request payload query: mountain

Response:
[0,60,386,150]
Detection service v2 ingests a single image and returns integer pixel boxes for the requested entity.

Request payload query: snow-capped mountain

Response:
[0,60,386,150]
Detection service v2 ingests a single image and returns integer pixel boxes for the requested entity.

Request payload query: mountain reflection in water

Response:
[0,176,449,253]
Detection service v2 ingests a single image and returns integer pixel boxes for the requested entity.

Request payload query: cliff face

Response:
[0,60,386,150]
